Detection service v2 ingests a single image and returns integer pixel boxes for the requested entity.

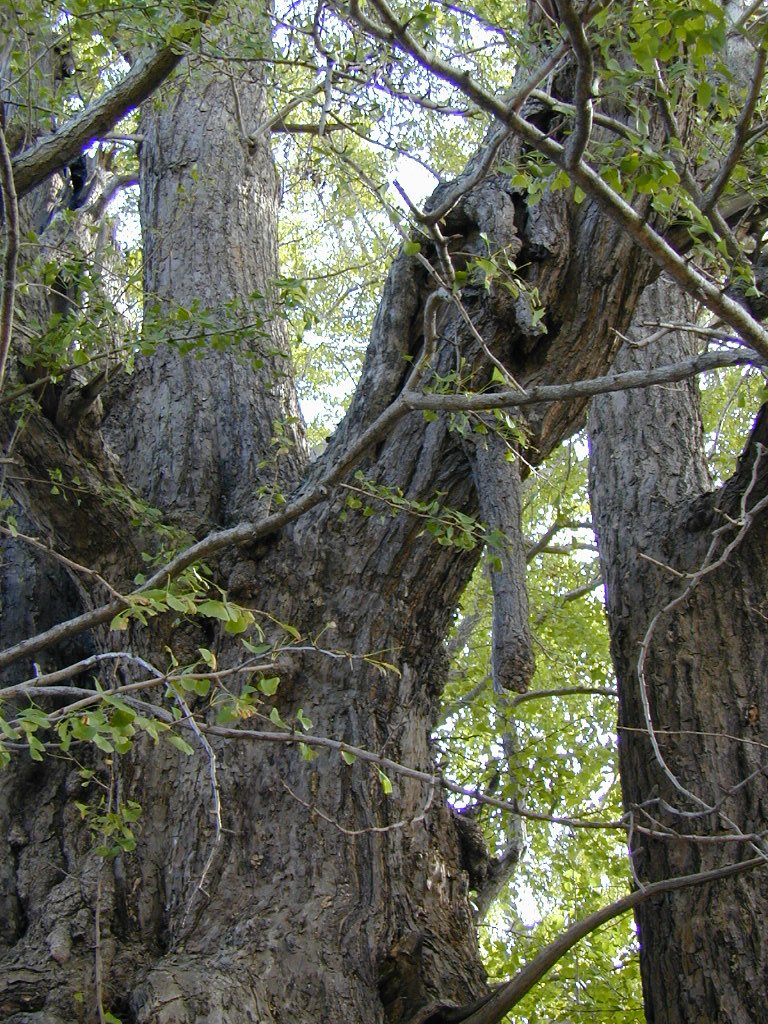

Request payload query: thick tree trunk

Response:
[589,280,768,1023]
[3,12,749,1024]
[104,41,306,529]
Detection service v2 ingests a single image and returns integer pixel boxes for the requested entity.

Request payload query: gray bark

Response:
[467,431,534,694]
[3,9,767,1024]
[104,46,306,528]
[589,279,768,1023]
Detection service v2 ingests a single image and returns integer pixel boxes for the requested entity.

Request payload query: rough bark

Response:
[588,279,768,1023]
[4,8,766,1024]
[103,39,306,529]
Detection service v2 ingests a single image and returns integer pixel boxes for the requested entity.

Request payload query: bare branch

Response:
[530,88,634,140]
[511,685,617,708]
[175,688,223,930]
[557,0,594,169]
[204,722,626,830]
[88,172,139,221]
[280,776,435,836]
[404,348,760,413]
[254,82,324,137]
[0,123,19,393]
[457,857,766,1024]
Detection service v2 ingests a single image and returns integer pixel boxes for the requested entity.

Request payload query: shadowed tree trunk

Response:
[589,279,768,1024]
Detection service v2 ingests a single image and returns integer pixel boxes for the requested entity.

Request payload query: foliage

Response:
[436,433,645,1021]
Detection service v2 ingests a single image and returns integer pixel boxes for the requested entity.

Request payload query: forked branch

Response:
[0,348,757,673]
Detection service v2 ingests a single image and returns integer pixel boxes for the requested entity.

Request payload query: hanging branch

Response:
[557,0,594,169]
[466,427,535,693]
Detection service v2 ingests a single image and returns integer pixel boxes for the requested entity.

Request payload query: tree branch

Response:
[456,857,766,1024]
[0,122,19,393]
[11,3,218,199]
[347,0,768,360]
[511,684,617,708]
[0,347,756,673]
[557,0,594,169]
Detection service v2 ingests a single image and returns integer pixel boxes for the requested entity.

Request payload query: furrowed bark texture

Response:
[0,23,725,1024]
[589,279,768,1023]
[104,43,306,529]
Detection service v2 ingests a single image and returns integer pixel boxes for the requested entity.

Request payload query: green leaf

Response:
[110,610,131,631]
[551,169,571,191]
[166,592,192,612]
[258,676,280,696]
[168,734,195,755]
[198,648,217,669]
[223,607,255,634]
[341,749,357,765]
[242,640,272,656]
[122,801,142,823]
[376,767,393,795]
[109,706,136,729]
[27,734,45,761]
[0,716,20,740]
[280,621,302,641]
[197,599,230,621]
[190,677,211,697]
[269,706,288,728]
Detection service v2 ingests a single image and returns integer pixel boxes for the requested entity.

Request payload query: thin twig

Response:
[280,774,435,835]
[636,445,768,813]
[175,691,223,909]
[0,525,124,599]
[207,722,625,830]
[0,122,19,394]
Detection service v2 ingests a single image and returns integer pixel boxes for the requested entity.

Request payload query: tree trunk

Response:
[588,279,768,1023]
[104,37,307,530]
[5,7,767,1023]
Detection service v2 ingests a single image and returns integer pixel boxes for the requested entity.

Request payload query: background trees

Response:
[1,1,768,1022]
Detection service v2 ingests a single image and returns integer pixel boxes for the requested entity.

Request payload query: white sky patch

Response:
[390,154,440,208]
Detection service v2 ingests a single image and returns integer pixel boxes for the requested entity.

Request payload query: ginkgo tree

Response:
[1,1,768,1022]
